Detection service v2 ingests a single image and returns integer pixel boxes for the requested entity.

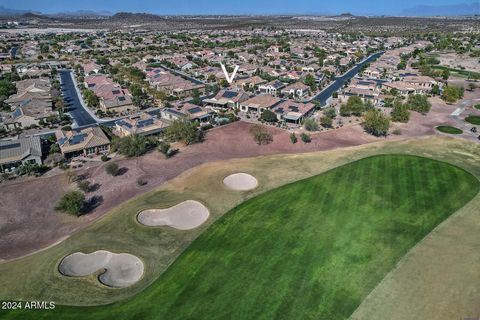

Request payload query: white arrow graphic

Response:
[220,63,239,84]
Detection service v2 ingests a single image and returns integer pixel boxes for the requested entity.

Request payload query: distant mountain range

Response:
[402,2,479,16]
[0,6,112,17]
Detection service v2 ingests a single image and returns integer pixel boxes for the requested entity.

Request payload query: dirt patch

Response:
[58,250,143,288]
[137,200,209,230]
[223,173,258,191]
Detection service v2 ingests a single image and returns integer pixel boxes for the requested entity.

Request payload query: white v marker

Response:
[220,63,239,84]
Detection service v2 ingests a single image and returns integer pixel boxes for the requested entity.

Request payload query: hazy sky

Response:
[0,0,475,15]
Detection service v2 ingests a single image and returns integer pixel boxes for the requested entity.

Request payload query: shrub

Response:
[105,162,119,176]
[77,180,91,192]
[406,94,431,114]
[390,102,410,123]
[320,116,333,128]
[158,141,177,158]
[442,86,464,103]
[111,134,150,157]
[323,107,336,119]
[249,124,273,145]
[304,118,319,131]
[301,132,311,143]
[260,110,277,122]
[363,109,390,136]
[164,118,200,145]
[101,154,109,162]
[55,191,85,216]
[290,133,297,144]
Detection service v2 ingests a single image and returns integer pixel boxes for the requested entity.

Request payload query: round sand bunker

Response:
[58,250,144,288]
[223,173,258,191]
[137,200,209,230]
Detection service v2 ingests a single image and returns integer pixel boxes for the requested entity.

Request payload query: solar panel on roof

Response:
[70,133,87,145]
[222,91,237,99]
[13,108,22,118]
[137,119,154,128]
[187,107,202,114]
[118,96,126,101]
[112,90,120,94]
[288,106,299,112]
[57,137,67,145]
[0,142,20,151]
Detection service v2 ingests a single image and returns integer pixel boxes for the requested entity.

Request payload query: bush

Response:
[105,162,119,176]
[249,124,273,145]
[260,110,277,122]
[101,154,109,162]
[111,134,150,157]
[301,132,311,143]
[164,118,200,145]
[390,102,410,123]
[363,109,390,136]
[304,118,319,131]
[77,180,91,192]
[442,86,464,103]
[55,191,85,216]
[323,107,336,119]
[340,96,372,117]
[406,94,431,114]
[290,133,297,144]
[320,116,333,128]
[158,141,177,158]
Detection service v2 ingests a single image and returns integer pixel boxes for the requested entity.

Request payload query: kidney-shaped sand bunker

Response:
[223,173,258,191]
[58,250,144,288]
[137,200,210,230]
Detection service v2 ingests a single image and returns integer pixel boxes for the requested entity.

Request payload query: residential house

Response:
[56,126,110,158]
[203,89,250,110]
[271,100,316,124]
[114,113,169,137]
[0,136,43,172]
[259,80,286,96]
[281,82,310,97]
[240,94,281,113]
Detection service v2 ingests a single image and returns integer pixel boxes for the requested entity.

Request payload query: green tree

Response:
[105,162,119,176]
[320,116,333,128]
[289,133,297,144]
[304,118,319,131]
[390,101,410,123]
[55,191,85,216]
[442,86,464,103]
[301,132,311,143]
[363,109,390,136]
[112,134,150,157]
[260,110,277,122]
[165,118,200,145]
[406,94,431,114]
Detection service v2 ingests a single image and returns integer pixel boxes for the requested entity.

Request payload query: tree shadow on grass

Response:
[116,167,129,176]
[81,195,104,215]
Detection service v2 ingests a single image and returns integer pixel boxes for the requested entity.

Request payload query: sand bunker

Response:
[223,173,258,191]
[137,200,209,230]
[58,250,144,288]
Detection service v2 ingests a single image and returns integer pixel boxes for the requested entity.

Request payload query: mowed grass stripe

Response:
[3,155,479,320]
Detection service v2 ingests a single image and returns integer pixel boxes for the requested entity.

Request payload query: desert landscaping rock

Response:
[223,173,258,191]
[58,250,144,288]
[137,200,210,230]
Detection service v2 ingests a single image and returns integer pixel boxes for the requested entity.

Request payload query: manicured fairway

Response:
[465,115,480,125]
[3,155,479,320]
[436,125,463,134]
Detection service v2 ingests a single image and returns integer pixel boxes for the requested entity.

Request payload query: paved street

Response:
[312,52,384,106]
[59,69,98,128]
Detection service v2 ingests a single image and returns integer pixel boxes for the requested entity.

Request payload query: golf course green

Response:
[2,155,479,320]
[436,125,463,134]
[465,115,480,125]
